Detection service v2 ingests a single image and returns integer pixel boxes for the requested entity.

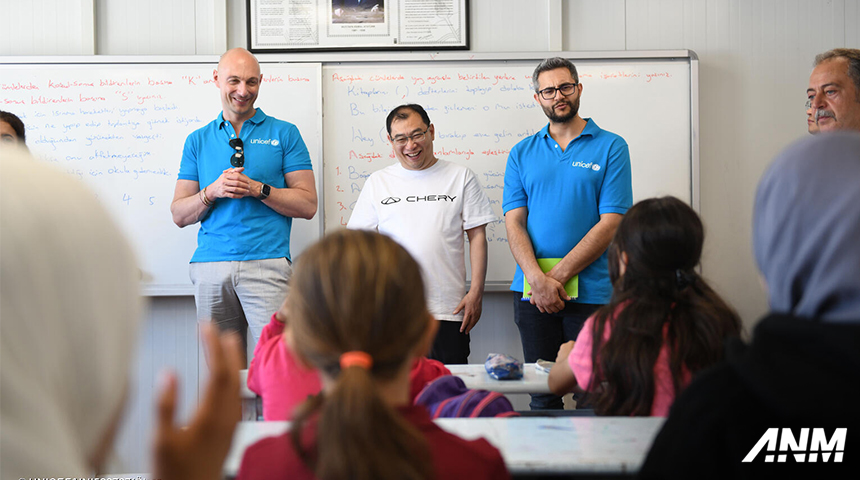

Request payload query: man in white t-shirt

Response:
[347,104,496,364]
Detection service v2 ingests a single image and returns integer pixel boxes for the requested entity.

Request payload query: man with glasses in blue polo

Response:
[348,104,496,364]
[171,48,317,359]
[503,57,632,410]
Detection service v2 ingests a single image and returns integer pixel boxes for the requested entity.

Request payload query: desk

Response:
[447,363,551,394]
[238,369,259,421]
[223,416,665,477]
[239,365,551,420]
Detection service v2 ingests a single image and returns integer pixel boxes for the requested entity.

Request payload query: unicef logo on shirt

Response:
[250,138,279,146]
[271,139,280,146]
[571,161,601,171]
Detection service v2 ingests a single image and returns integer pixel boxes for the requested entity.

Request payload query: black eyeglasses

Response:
[391,128,429,147]
[537,82,579,100]
[229,138,244,168]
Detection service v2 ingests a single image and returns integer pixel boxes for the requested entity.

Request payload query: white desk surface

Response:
[238,370,258,421]
[241,364,549,397]
[224,416,664,476]
[238,364,550,419]
[239,369,254,398]
[447,363,552,394]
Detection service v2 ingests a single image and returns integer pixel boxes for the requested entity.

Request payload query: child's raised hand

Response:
[153,323,243,480]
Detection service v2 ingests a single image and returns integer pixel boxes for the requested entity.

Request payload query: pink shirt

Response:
[568,314,691,416]
[248,313,451,421]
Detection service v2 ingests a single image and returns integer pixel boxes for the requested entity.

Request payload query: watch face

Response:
[262,184,271,198]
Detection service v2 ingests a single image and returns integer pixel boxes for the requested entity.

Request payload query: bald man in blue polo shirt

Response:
[171,48,317,355]
[503,57,632,410]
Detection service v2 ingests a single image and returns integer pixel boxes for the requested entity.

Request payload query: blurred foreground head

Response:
[753,132,860,322]
[0,146,142,477]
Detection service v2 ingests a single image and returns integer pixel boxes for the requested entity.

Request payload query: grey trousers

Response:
[189,258,292,347]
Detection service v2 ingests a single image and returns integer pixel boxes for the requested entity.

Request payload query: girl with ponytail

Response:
[236,229,509,480]
[548,196,741,416]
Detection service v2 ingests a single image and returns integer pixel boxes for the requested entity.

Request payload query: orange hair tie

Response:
[340,351,373,370]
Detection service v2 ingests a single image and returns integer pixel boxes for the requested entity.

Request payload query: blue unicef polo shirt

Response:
[178,108,312,263]
[502,119,632,304]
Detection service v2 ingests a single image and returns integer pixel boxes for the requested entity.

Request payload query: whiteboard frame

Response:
[1,50,698,294]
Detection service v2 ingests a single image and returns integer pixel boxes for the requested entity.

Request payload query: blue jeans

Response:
[513,292,600,410]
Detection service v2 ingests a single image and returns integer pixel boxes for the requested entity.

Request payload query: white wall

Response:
[617,0,858,336]
[0,0,95,55]
[3,0,859,472]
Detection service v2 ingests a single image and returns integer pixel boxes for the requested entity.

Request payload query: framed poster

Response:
[248,0,469,52]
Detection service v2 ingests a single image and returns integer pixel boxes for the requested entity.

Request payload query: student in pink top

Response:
[548,196,742,416]
[248,307,451,420]
[237,230,509,480]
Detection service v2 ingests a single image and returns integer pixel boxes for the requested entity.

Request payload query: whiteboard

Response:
[323,55,696,288]
[1,51,698,293]
[0,60,322,295]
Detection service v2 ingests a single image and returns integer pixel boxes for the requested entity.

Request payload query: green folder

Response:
[523,258,578,300]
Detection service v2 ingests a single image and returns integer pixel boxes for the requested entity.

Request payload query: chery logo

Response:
[381,197,401,205]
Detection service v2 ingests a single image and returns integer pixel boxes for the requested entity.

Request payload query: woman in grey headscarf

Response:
[0,145,243,479]
[753,133,860,321]
[639,132,860,479]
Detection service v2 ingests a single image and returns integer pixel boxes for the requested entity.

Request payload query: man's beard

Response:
[543,95,580,123]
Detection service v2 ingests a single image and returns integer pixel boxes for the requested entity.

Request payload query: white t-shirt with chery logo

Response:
[347,159,497,321]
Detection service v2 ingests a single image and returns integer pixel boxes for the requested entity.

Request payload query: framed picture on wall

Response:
[247,0,469,52]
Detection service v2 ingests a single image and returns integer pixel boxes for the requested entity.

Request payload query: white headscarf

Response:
[1,146,142,477]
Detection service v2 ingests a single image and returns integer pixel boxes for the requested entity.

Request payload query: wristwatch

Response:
[259,183,271,200]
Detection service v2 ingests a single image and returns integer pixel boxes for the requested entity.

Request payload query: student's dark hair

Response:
[385,104,431,136]
[814,48,860,101]
[0,110,27,144]
[532,57,579,92]
[589,196,742,416]
[288,229,433,480]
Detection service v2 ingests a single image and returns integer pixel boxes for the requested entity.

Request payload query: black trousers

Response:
[428,319,470,364]
[513,293,601,410]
